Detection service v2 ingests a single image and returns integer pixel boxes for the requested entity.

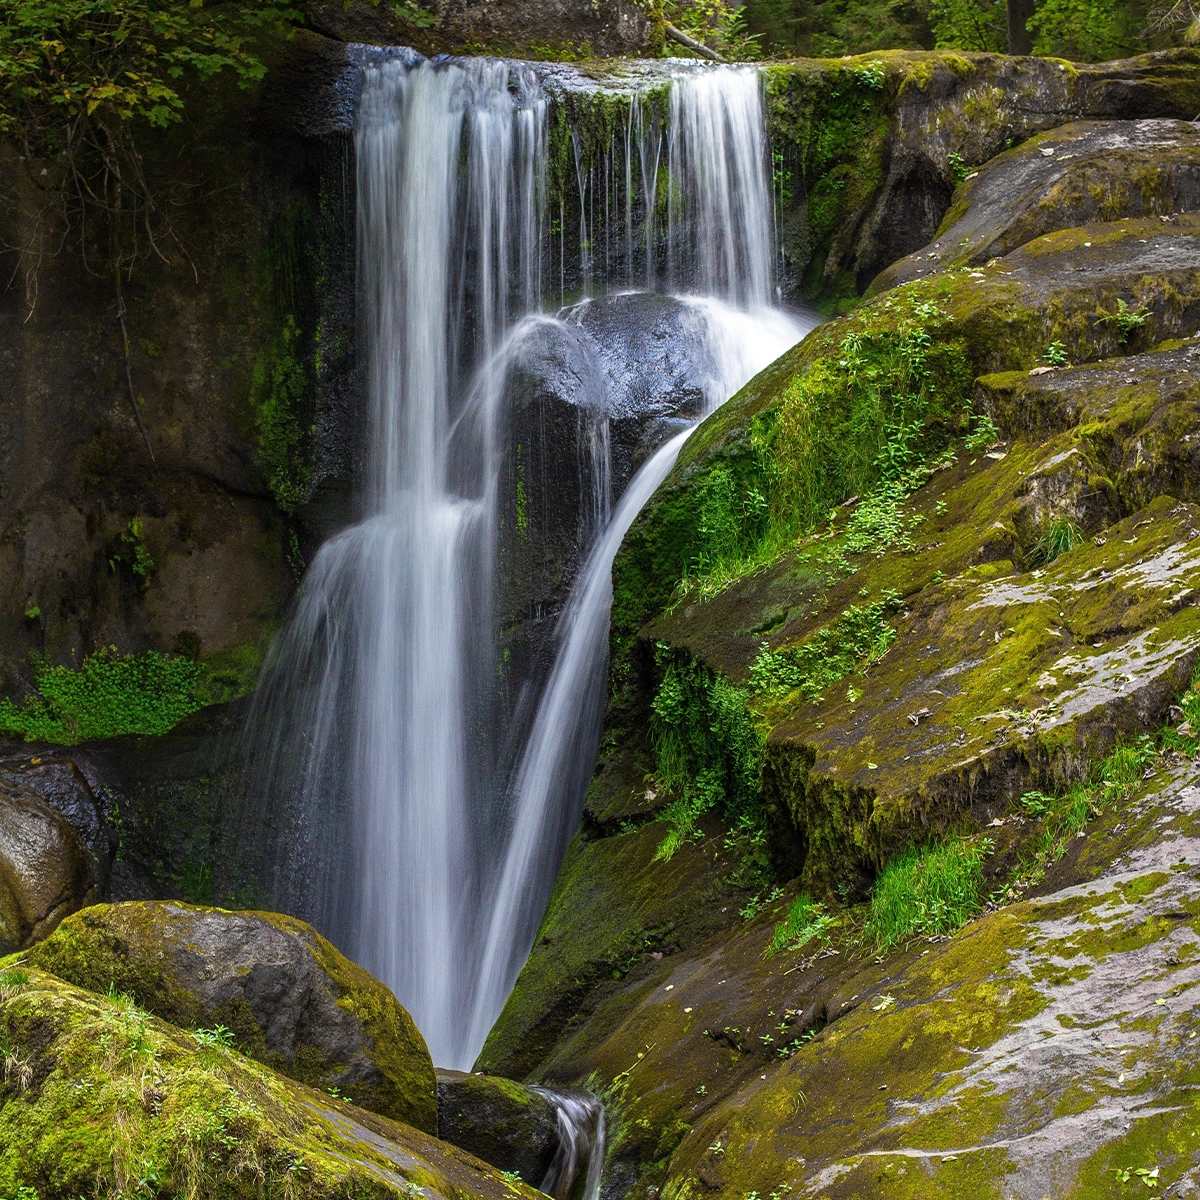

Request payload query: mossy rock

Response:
[868,117,1200,296]
[0,967,546,1200]
[435,1069,561,1184]
[16,901,438,1133]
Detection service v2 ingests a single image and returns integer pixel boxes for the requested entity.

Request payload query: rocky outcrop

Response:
[765,49,1200,302]
[436,1069,562,1183]
[0,967,546,1200]
[868,118,1200,295]
[21,901,438,1133]
[481,116,1200,1196]
[0,778,96,953]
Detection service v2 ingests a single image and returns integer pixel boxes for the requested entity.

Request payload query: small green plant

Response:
[766,894,834,957]
[1044,340,1070,366]
[963,412,1000,452]
[5,1187,41,1200]
[499,1170,523,1186]
[109,517,155,578]
[865,837,993,951]
[192,1025,235,1050]
[852,61,885,89]
[0,968,30,1001]
[947,151,970,183]
[23,606,39,619]
[391,0,438,28]
[174,860,214,905]
[1029,516,1083,567]
[750,592,901,703]
[1098,298,1150,343]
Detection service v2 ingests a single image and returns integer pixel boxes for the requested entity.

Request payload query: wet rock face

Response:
[0,969,548,1200]
[492,293,714,786]
[22,900,439,1134]
[0,778,97,953]
[435,1069,561,1184]
[0,748,116,894]
[869,118,1200,295]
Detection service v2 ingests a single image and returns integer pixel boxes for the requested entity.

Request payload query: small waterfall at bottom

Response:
[535,1089,607,1200]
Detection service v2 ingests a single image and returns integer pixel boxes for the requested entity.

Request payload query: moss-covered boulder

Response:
[868,118,1200,296]
[0,778,97,953]
[0,967,546,1200]
[19,901,438,1134]
[435,1069,561,1184]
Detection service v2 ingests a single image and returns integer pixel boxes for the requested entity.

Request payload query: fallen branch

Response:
[665,23,728,63]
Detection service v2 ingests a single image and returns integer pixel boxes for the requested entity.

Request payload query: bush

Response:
[865,837,992,951]
[0,649,202,744]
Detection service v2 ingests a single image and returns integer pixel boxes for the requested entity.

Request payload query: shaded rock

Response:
[435,1069,561,1184]
[0,967,546,1200]
[477,814,746,1080]
[0,749,115,893]
[869,118,1200,296]
[22,900,438,1134]
[0,778,96,953]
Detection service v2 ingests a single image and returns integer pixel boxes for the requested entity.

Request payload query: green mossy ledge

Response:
[0,968,545,1200]
[13,901,438,1135]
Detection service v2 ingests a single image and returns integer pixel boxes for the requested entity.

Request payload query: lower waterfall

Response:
[248,53,814,1071]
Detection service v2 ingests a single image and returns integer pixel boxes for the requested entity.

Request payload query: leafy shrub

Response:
[0,649,202,744]
[1097,298,1151,343]
[865,837,993,951]
[651,647,765,862]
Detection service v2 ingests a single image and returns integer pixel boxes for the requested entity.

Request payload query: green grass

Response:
[865,837,993,951]
[1028,516,1083,568]
[0,649,203,744]
[765,894,834,957]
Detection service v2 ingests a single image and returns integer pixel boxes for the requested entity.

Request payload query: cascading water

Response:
[250,57,816,1080]
[247,56,548,1066]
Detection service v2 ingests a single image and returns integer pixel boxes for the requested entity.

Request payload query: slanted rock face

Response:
[435,1069,561,1184]
[22,901,438,1134]
[0,777,96,953]
[0,968,547,1200]
[869,118,1200,295]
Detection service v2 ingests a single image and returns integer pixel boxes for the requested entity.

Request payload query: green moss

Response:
[0,970,533,1200]
[252,315,313,516]
[21,903,438,1135]
[0,649,203,744]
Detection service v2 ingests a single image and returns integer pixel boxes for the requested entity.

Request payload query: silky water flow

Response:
[248,58,816,1102]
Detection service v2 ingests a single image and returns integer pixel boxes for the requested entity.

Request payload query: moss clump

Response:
[252,315,313,516]
[0,970,535,1200]
[18,902,439,1135]
[0,649,203,744]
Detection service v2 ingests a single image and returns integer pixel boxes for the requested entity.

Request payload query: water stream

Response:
[249,57,814,1081]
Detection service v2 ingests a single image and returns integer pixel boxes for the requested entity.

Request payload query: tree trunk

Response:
[1008,0,1035,54]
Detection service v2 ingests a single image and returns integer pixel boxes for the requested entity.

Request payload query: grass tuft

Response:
[765,894,834,957]
[865,837,993,951]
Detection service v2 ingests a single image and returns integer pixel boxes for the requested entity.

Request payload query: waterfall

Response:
[247,57,547,1065]
[249,57,815,1072]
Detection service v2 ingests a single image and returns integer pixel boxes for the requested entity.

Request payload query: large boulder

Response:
[0,968,546,1200]
[435,1069,561,1184]
[868,118,1200,296]
[0,777,96,953]
[20,901,438,1134]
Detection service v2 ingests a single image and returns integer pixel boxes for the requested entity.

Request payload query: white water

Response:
[251,60,815,1073]
[536,1089,606,1200]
